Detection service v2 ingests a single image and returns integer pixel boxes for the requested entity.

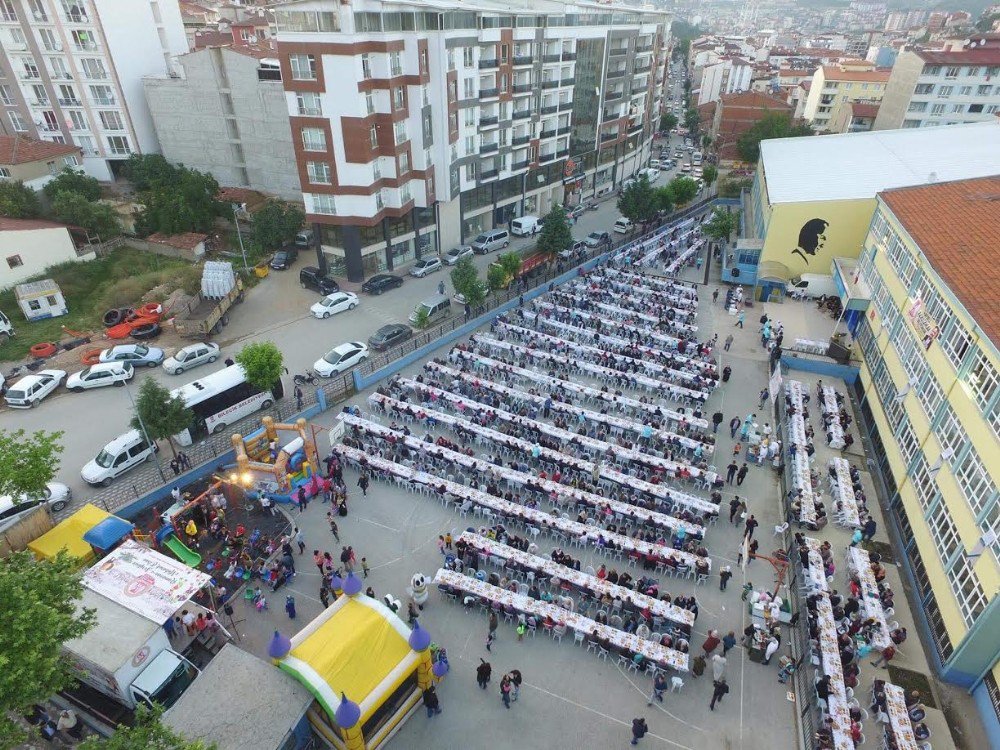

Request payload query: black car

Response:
[361,273,404,295]
[368,323,413,351]
[299,266,339,295]
[270,247,299,270]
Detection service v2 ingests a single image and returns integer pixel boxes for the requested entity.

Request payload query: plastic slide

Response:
[161,533,203,568]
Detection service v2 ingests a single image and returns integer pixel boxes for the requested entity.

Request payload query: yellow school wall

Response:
[759,197,875,280]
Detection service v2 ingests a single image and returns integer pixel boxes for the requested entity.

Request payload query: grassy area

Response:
[0,247,201,361]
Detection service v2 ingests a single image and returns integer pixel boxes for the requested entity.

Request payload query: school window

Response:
[302,127,326,151]
[988,400,1000,441]
[954,449,994,516]
[911,455,938,511]
[6,254,22,268]
[949,556,988,627]
[925,502,960,566]
[941,323,972,370]
[917,376,944,422]
[967,349,998,409]
[935,406,964,460]
[894,416,918,465]
[306,161,331,184]
[289,54,317,81]
[369,123,378,148]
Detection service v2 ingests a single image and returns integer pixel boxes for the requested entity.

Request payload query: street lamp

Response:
[232,202,249,272]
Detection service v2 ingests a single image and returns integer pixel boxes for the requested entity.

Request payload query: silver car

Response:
[444,246,474,265]
[163,342,221,375]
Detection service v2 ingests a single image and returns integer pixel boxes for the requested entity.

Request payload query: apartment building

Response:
[872,36,1000,130]
[801,59,890,132]
[273,0,670,282]
[0,0,188,181]
[709,90,792,163]
[696,56,753,106]
[854,175,1000,742]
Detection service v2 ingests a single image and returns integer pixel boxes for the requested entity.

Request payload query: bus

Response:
[170,364,284,445]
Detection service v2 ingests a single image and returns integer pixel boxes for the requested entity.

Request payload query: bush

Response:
[413,307,430,329]
[42,168,100,202]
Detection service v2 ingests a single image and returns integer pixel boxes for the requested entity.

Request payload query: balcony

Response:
[601,131,619,142]
[540,129,557,139]
[562,52,577,61]
[0,10,17,21]
[480,142,498,154]
[74,43,99,52]
[480,169,499,180]
[560,78,575,86]
[541,80,558,89]
[539,152,556,163]
[20,71,41,80]
[92,97,115,106]
[513,83,533,94]
[556,148,569,158]
[541,104,558,114]
[610,48,628,57]
[607,69,626,80]
[511,160,529,170]
[513,56,533,67]
[512,135,530,146]
[479,116,499,127]
[30,99,50,107]
[559,101,573,112]
[543,54,561,63]
[64,11,89,22]
[480,88,499,99]
[513,109,531,120]
[605,92,623,102]
[634,63,651,74]
[38,124,60,132]
[629,122,643,134]
[636,45,654,54]
[557,125,572,135]
[478,58,499,70]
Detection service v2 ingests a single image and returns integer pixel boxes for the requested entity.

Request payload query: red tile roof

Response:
[849,102,880,118]
[0,217,67,231]
[916,48,1000,64]
[880,176,1000,347]
[821,65,891,82]
[0,136,80,166]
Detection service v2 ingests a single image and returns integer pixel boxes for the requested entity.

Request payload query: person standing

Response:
[712,288,720,303]
[728,497,741,524]
[719,565,732,591]
[709,680,730,710]
[736,463,749,487]
[726,461,738,485]
[477,659,492,690]
[712,653,727,682]
[735,311,745,329]
[326,512,340,541]
[509,669,522,702]
[722,631,737,655]
[630,717,649,745]
[422,685,442,717]
[294,527,305,554]
[861,516,877,542]
[728,416,740,439]
[285,595,296,620]
[724,334,734,351]
[297,486,308,512]
[871,644,897,669]
[647,672,667,706]
[294,384,303,410]
[712,411,723,434]
[499,674,512,709]
[744,514,759,540]
[357,473,370,496]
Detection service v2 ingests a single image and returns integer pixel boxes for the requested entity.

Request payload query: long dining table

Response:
[434,568,689,671]
[600,267,699,299]
[814,595,856,750]
[803,537,829,593]
[845,546,891,650]
[828,457,861,528]
[553,287,699,334]
[457,532,695,627]
[588,270,699,309]
[883,684,919,750]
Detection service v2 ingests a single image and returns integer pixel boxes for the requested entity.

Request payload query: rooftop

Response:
[880,176,1000,348]
[760,119,1000,204]
[0,136,80,166]
[0,217,66,231]
[916,48,1000,65]
[820,65,891,82]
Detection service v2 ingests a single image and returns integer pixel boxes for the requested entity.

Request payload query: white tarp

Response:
[83,540,210,624]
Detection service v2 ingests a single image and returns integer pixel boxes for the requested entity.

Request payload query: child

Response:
[486,630,496,652]
[444,532,453,550]
[516,621,526,641]
[362,557,370,578]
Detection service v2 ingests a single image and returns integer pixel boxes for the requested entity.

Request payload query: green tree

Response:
[659,112,678,132]
[497,251,522,281]
[486,263,509,291]
[250,201,306,253]
[235,341,284,393]
[719,177,753,198]
[701,135,712,149]
[130,156,222,236]
[0,550,95,747]
[653,186,674,215]
[736,112,813,163]
[412,307,431,329]
[536,206,572,256]
[79,704,215,750]
[703,207,739,243]
[51,190,122,239]
[131,376,194,456]
[0,429,63,499]
[42,168,101,202]
[617,174,658,223]
[667,176,699,206]
[684,108,700,134]
[449,256,487,308]
[0,180,42,219]
[702,165,719,188]
[122,154,177,192]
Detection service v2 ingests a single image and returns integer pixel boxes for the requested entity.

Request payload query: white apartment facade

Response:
[697,57,753,106]
[274,0,671,282]
[0,0,187,181]
[873,37,1000,130]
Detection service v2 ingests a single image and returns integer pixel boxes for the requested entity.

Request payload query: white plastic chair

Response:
[670,676,684,692]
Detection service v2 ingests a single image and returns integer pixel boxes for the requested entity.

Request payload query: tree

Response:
[412,307,431,329]
[536,206,572,256]
[450,256,487,308]
[131,376,194,456]
[0,180,41,219]
[719,177,752,198]
[51,190,122,239]
[79,705,214,750]
[250,201,306,253]
[701,135,712,149]
[0,429,63,499]
[684,108,700,134]
[497,251,522,282]
[617,175,658,223]
[667,176,699,206]
[127,154,223,236]
[703,207,739,243]
[42,168,100,202]
[0,551,95,747]
[653,186,674,215]
[235,341,284,393]
[486,263,509,291]
[736,112,813,163]
[702,165,719,188]
[122,154,176,192]
[659,112,678,132]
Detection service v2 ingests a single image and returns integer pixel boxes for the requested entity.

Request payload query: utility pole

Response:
[232,202,249,272]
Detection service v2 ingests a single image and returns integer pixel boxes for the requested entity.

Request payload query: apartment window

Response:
[306,161,331,184]
[398,151,409,175]
[28,0,46,20]
[289,54,317,81]
[6,254,22,268]
[312,194,336,215]
[944,66,960,78]
[907,101,927,113]
[401,183,411,204]
[448,80,457,102]
[966,67,980,77]
[463,78,474,99]
[977,85,992,96]
[0,0,15,22]
[926,502,960,565]
[8,111,26,131]
[361,54,371,80]
[895,417,919,465]
[463,47,474,67]
[969,104,984,114]
[106,136,131,155]
[71,30,96,50]
[959,86,972,96]
[21,59,40,79]
[0,85,13,106]
[74,135,95,155]
[938,85,953,96]
[393,86,405,110]
[463,110,475,127]
[301,127,326,151]
[500,74,508,93]
[941,323,973,370]
[296,92,321,116]
[369,123,378,148]
[419,48,428,73]
[49,58,70,80]
[421,85,429,107]
[447,49,455,71]
[465,163,476,180]
[449,112,457,132]
[99,111,123,131]
[60,0,86,21]
[57,85,76,104]
[955,449,994,516]
[30,84,48,105]
[465,135,475,154]
[38,28,58,51]
[914,84,933,95]
[64,155,79,167]
[967,350,998,409]
[81,59,108,80]
[89,85,113,106]
[0,168,9,178]
[372,159,381,181]
[988,105,1000,114]
[950,556,989,627]
[375,190,384,210]
[389,51,402,77]
[393,120,407,145]
[365,91,375,115]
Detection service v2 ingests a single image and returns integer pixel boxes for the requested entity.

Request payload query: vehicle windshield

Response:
[95,449,114,468]
[588,233,601,240]
[323,350,343,365]
[473,234,488,243]
[5,390,24,400]
[134,345,148,356]
[146,660,198,710]
[447,248,461,256]
[78,367,91,379]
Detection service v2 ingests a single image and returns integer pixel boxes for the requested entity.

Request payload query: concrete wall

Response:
[143,48,301,200]
[0,227,93,289]
[872,51,923,130]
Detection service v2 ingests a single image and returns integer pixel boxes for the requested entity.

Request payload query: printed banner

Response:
[906,298,940,350]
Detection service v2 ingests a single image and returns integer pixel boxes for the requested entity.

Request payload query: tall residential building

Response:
[801,59,890,132]
[872,37,1000,130]
[0,0,188,181]
[273,0,670,282]
[854,175,1000,739]
[696,56,752,106]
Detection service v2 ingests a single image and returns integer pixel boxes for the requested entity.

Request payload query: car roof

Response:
[331,341,363,354]
[102,429,144,452]
[89,361,126,371]
[11,374,45,388]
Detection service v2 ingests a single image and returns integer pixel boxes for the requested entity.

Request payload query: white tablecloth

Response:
[828,458,861,528]
[815,595,856,750]
[821,385,845,449]
[884,684,919,750]
[846,547,891,650]
[591,269,698,309]
[556,284,699,334]
[803,537,828,593]
[601,267,699,300]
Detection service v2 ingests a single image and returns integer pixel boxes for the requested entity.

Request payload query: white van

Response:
[510,216,541,237]
[613,217,634,234]
[409,293,453,325]
[81,429,157,486]
[789,274,838,299]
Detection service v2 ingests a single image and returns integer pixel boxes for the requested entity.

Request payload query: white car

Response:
[410,257,443,277]
[311,292,359,319]
[163,342,221,375]
[66,362,134,392]
[4,370,66,408]
[0,482,72,528]
[313,341,369,377]
[443,246,474,265]
[453,288,492,305]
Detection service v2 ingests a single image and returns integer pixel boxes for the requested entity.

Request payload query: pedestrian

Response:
[516,620,526,640]
[499,674,512,709]
[711,653,727,682]
[327,512,340,541]
[422,685,442,717]
[630,717,649,745]
[313,550,324,575]
[362,557,370,578]
[438,280,445,295]
[170,457,180,476]
[719,565,732,591]
[728,497,740,523]
[297,486,308,512]
[178,451,191,471]
[744,514,758,540]
[647,672,667,706]
[357,473,370,496]
[724,333,734,351]
[758,388,768,408]
[709,679,729,710]
[444,532,453,550]
[319,586,330,608]
[294,527,305,554]
[477,659,492,689]
[437,535,446,554]
[722,631,736,654]
[871,644,897,669]
[722,365,732,383]
[712,288,719,303]
[736,463,749,486]
[726,461,738,485]
[736,311,745,328]
[702,630,721,655]
[712,411,723,434]
[510,669,522,701]
[340,546,353,572]
[862,516,877,542]
[285,595,296,620]
[691,653,706,676]
[294,384,303,410]
[486,629,496,652]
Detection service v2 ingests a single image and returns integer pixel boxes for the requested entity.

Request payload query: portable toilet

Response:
[14,279,67,321]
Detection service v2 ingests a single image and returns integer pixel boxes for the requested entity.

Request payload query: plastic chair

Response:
[670,676,684,692]
[573,629,585,646]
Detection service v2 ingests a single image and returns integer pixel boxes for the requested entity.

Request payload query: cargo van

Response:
[471,229,510,254]
[510,216,541,236]
[789,273,838,299]
[294,229,314,248]
[81,429,157,486]
[409,293,453,325]
[613,217,634,234]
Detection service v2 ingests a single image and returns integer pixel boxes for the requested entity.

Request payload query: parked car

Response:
[99,344,164,368]
[299,266,339,295]
[558,240,588,260]
[269,247,299,270]
[314,341,369,377]
[368,323,413,352]
[443,246,474,265]
[470,229,510,254]
[66,362,134,391]
[163,343,221,375]
[4,370,66,408]
[613,217,635,234]
[410,257,443,277]
[0,482,71,528]
[81,429,157,487]
[585,231,610,247]
[361,274,404,295]
[649,159,662,170]
[453,288,492,305]
[310,291,359,319]
[294,229,314,248]
[569,204,587,219]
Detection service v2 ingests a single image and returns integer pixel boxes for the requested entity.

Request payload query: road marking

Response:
[358,516,400,532]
